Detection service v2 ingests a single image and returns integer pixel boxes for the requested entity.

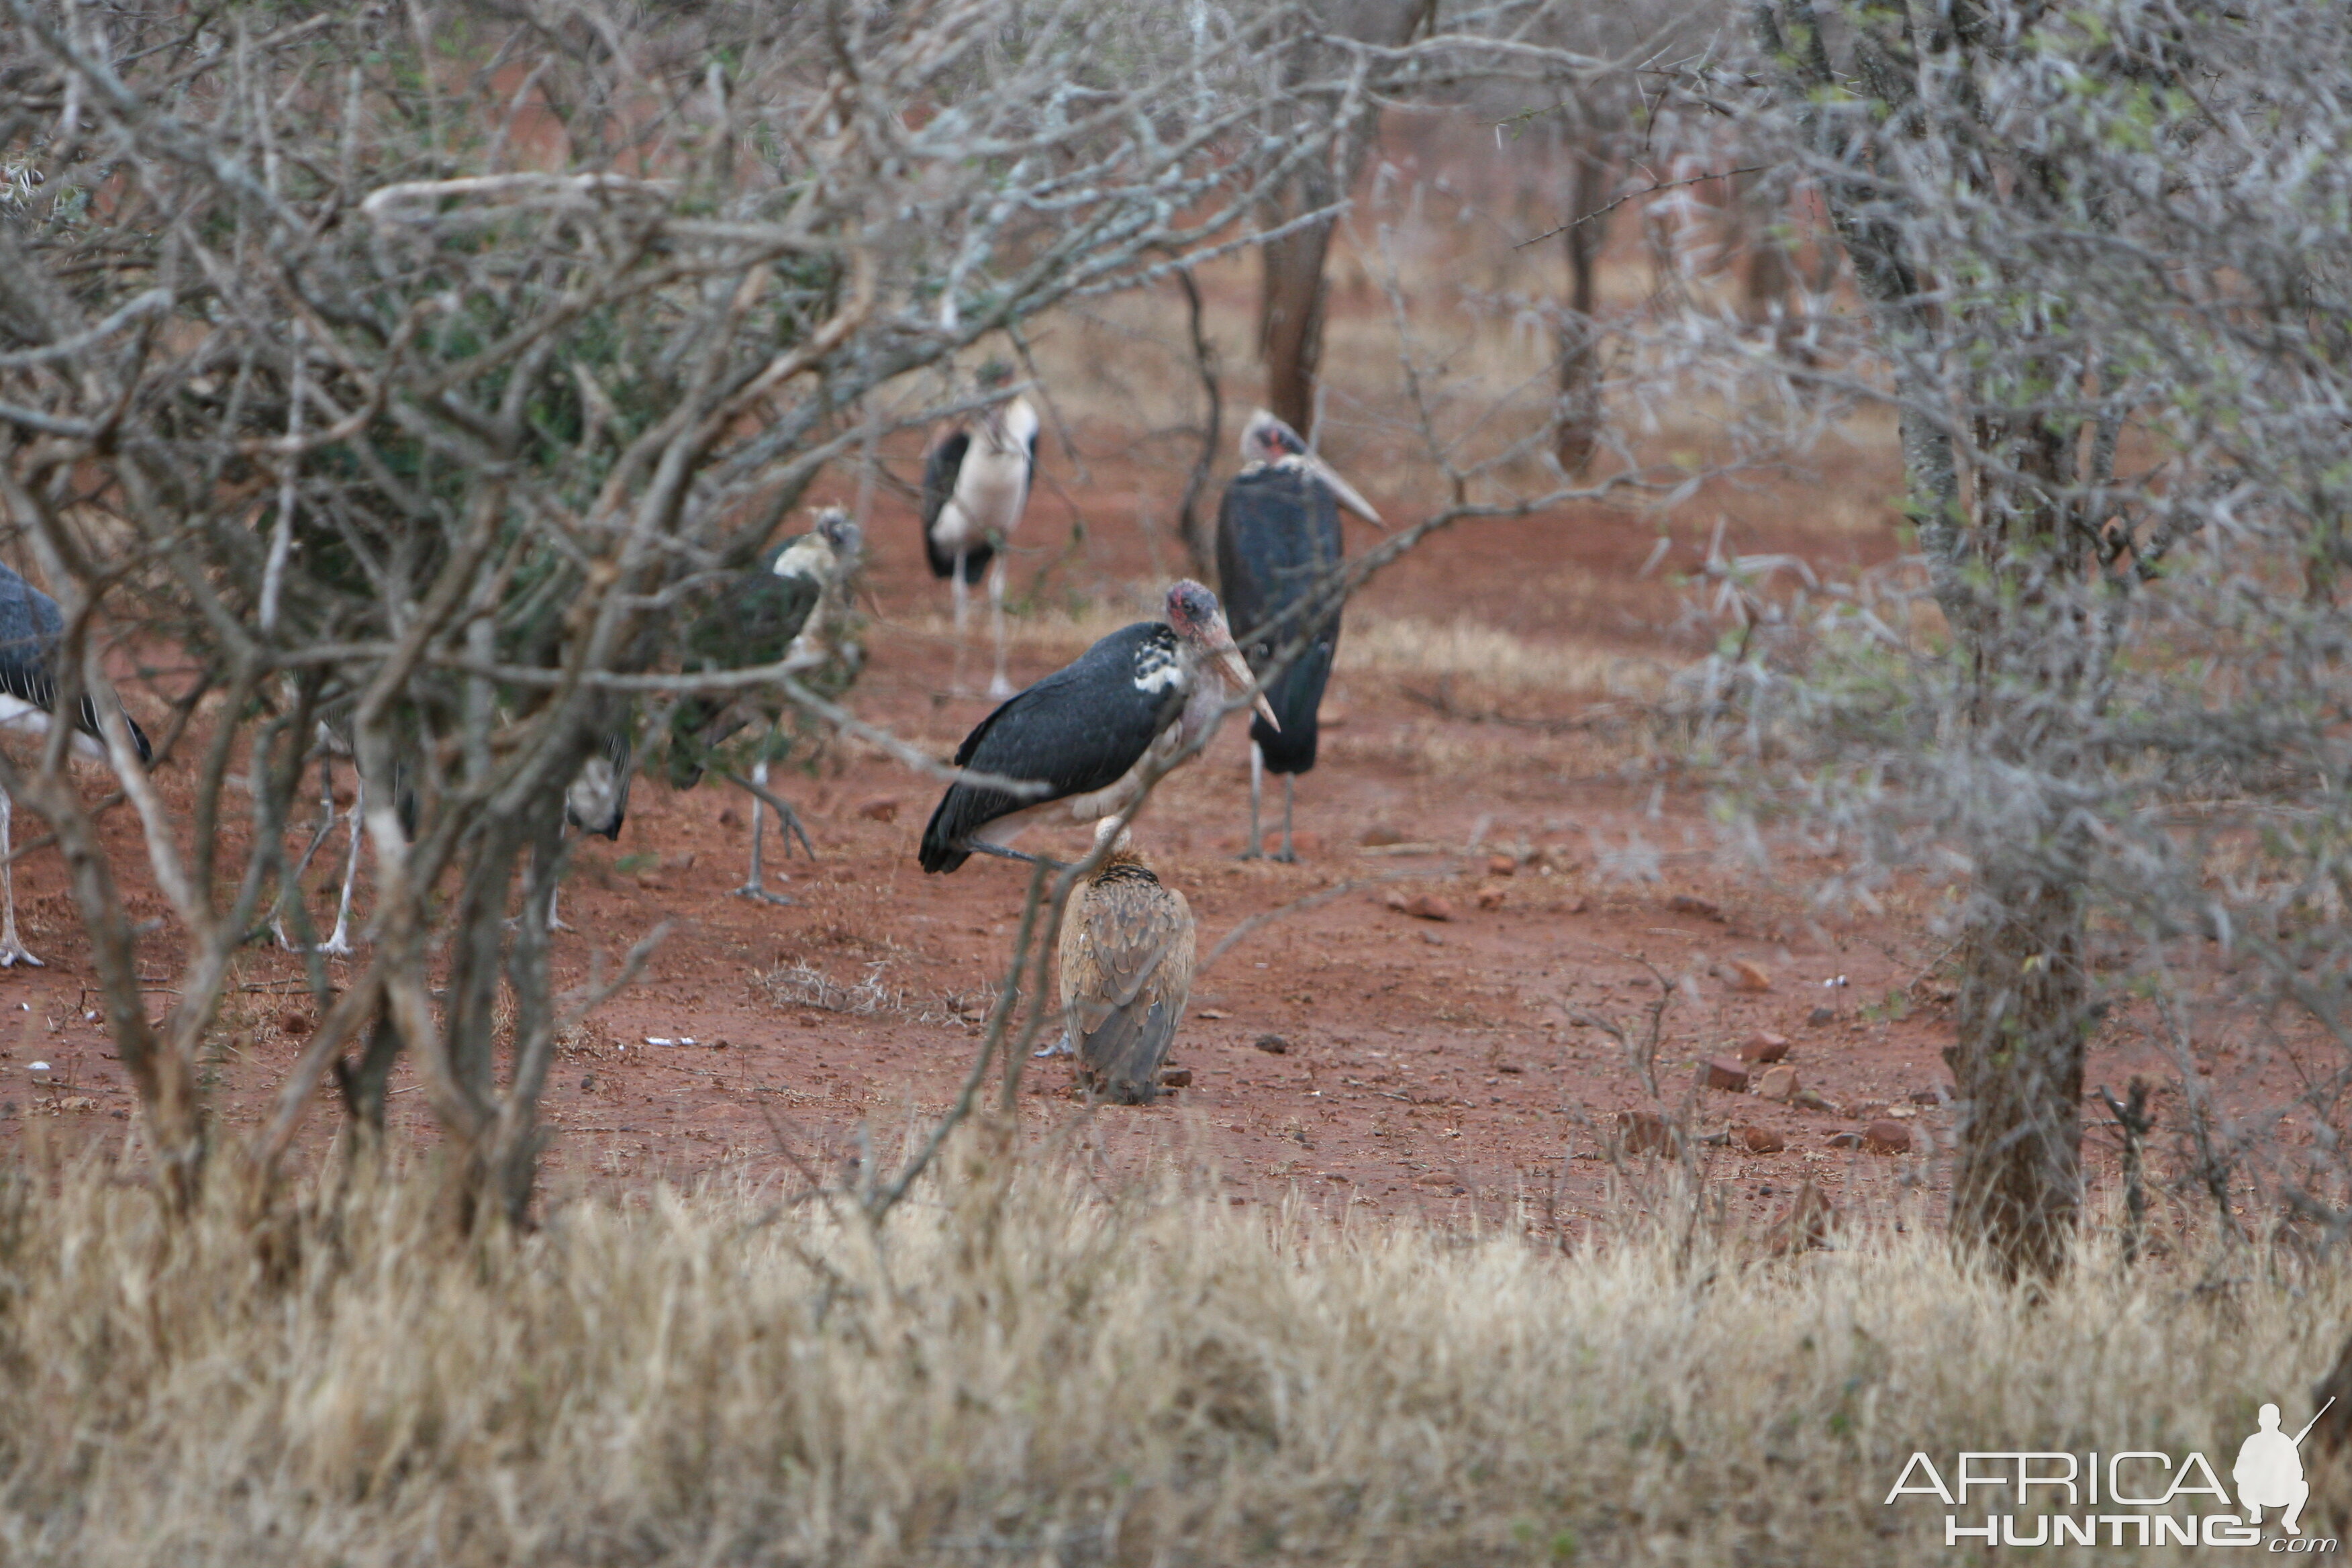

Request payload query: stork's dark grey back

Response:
[1215,466,1342,773]
[1216,467,1342,654]
[0,560,66,712]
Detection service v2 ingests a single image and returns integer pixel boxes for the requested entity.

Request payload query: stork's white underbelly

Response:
[936,448,1030,555]
[0,694,103,760]
[567,755,626,835]
[975,724,1184,850]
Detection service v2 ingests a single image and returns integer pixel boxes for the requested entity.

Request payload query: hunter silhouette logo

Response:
[2237,1400,2331,1537]
[1884,1398,2342,1551]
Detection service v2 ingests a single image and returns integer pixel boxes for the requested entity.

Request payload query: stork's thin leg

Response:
[512,850,574,932]
[742,766,767,891]
[733,756,795,905]
[1275,775,1297,864]
[319,773,364,956]
[986,554,1015,700]
[0,788,38,967]
[275,760,339,951]
[1238,741,1265,861]
[950,556,971,695]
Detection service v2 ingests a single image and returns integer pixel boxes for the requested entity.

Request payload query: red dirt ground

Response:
[0,430,2287,1240]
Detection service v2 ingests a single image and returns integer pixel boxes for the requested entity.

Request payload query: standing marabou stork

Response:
[0,560,152,966]
[920,360,1038,699]
[1217,409,1382,861]
[667,507,864,902]
[291,724,624,949]
[1055,818,1195,1102]
[918,580,1275,873]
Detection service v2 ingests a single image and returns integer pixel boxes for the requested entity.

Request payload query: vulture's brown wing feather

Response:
[1060,871,1193,1104]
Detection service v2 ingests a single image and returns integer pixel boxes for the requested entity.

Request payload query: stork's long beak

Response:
[1215,644,1280,732]
[1302,450,1383,528]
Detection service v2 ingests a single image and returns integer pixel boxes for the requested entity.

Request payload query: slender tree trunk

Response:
[21,767,207,1206]
[1555,140,1609,475]
[1943,421,2098,1284]
[1255,0,1434,432]
[1944,866,2092,1283]
[1733,172,1816,367]
[1258,162,1338,436]
[487,803,567,1226]
[1173,266,1223,582]
[334,1007,404,1147]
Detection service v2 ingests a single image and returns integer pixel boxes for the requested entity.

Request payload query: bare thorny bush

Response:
[0,0,1650,1231]
[1600,0,2352,1282]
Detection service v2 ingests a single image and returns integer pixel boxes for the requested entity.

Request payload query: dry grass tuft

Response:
[0,1157,2337,1565]
[752,958,971,1024]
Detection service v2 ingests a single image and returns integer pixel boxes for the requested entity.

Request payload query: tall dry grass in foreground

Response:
[0,1154,2340,1565]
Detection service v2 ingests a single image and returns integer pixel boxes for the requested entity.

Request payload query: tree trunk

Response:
[1172,266,1223,583]
[1555,140,1609,475]
[1944,867,2092,1283]
[485,804,568,1226]
[1254,0,1433,433]
[28,769,207,1206]
[334,1008,405,1148]
[1257,162,1338,437]
[1734,175,1818,369]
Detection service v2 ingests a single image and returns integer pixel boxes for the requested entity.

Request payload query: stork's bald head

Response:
[1238,408,1383,526]
[1163,579,1224,643]
[1241,408,1308,464]
[813,505,862,560]
[1164,579,1279,732]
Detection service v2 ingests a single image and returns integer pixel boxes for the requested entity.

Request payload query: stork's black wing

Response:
[0,561,150,762]
[920,430,965,535]
[681,536,825,670]
[920,429,990,583]
[919,623,1183,873]
[1215,467,1343,773]
[666,534,826,787]
[1253,638,1334,774]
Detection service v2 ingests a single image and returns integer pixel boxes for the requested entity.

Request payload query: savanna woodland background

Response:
[6,0,2352,1561]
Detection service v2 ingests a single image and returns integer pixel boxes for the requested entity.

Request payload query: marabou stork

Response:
[667,507,864,902]
[539,727,633,932]
[920,360,1038,699]
[918,579,1275,873]
[1216,410,1381,862]
[291,723,624,951]
[1055,819,1195,1103]
[0,560,152,966]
